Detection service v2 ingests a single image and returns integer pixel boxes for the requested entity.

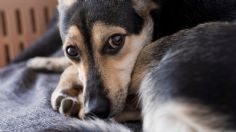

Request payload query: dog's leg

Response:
[27,57,71,72]
[51,65,84,117]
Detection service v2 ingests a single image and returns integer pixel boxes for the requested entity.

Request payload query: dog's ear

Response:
[57,0,77,9]
[132,0,158,16]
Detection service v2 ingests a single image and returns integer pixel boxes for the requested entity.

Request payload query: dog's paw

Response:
[51,91,81,116]
[51,81,84,116]
[51,65,84,117]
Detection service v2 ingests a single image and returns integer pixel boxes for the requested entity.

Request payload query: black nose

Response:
[84,97,110,119]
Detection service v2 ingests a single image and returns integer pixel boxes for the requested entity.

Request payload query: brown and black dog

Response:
[28,0,236,125]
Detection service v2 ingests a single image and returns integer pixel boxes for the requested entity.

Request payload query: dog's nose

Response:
[84,97,110,119]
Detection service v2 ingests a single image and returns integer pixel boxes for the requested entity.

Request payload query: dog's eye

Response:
[108,34,125,49]
[103,34,125,54]
[66,45,80,60]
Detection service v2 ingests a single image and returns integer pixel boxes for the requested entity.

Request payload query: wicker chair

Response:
[0,0,57,67]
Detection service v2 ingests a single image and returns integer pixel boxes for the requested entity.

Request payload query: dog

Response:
[27,0,236,123]
[30,22,236,132]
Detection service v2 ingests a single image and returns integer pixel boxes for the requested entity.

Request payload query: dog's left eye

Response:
[103,34,125,54]
[65,45,80,60]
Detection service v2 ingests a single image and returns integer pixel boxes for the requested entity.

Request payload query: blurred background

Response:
[0,0,57,67]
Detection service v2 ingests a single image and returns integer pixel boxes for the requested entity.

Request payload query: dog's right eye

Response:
[65,45,80,60]
[102,34,126,55]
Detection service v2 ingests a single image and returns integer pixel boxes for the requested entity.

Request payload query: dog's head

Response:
[58,0,157,119]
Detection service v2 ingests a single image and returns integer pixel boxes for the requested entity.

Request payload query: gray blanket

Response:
[0,16,140,132]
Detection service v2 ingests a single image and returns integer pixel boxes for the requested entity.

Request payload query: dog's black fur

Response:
[59,0,144,41]
[140,22,236,131]
[152,0,236,39]
[60,0,236,41]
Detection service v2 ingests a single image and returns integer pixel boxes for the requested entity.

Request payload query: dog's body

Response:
[136,22,236,131]
[27,0,236,131]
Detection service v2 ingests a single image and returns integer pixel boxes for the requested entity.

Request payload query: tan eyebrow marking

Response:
[92,22,127,50]
[63,25,84,49]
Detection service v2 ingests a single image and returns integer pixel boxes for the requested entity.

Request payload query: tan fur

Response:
[63,25,85,53]
[129,44,155,94]
[130,36,172,94]
[92,22,127,48]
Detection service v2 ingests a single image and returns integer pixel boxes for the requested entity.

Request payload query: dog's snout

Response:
[84,97,110,119]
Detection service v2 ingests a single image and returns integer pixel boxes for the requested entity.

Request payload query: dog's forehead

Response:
[61,0,144,37]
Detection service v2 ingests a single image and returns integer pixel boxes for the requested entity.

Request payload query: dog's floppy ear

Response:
[132,0,158,16]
